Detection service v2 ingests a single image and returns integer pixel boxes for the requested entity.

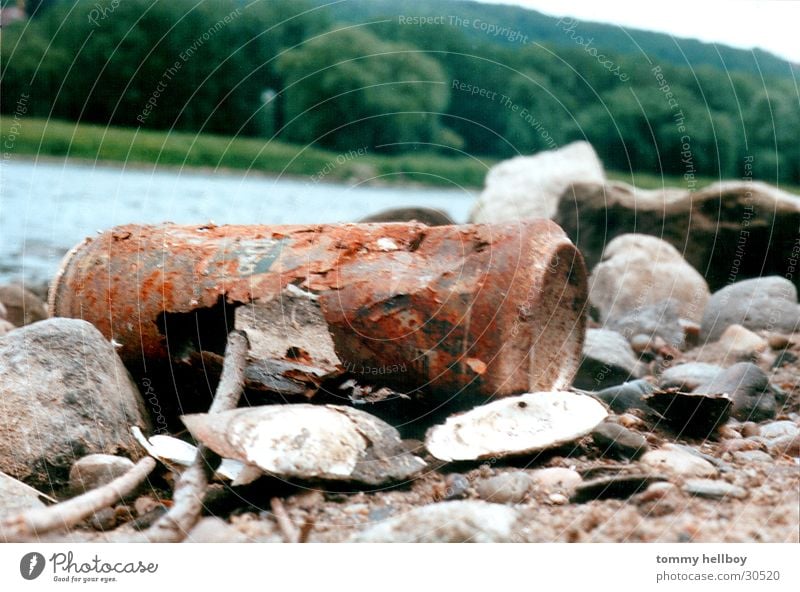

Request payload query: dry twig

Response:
[270,497,300,543]
[0,457,156,542]
[144,330,249,542]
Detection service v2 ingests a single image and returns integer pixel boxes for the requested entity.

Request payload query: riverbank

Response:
[6,117,794,193]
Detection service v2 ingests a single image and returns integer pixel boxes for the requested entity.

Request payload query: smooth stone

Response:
[694,362,775,422]
[591,422,649,459]
[444,473,470,500]
[470,141,605,222]
[733,450,773,463]
[186,517,251,543]
[0,319,151,490]
[701,277,800,341]
[574,329,645,390]
[349,501,520,543]
[528,467,583,492]
[605,299,686,349]
[0,284,48,327]
[741,422,761,438]
[683,479,747,500]
[717,324,769,356]
[592,379,655,413]
[0,470,48,514]
[767,434,800,457]
[475,472,531,504]
[641,445,718,478]
[0,319,15,336]
[69,454,136,494]
[588,234,709,323]
[548,493,569,505]
[571,473,666,503]
[359,207,454,226]
[760,421,799,440]
[659,363,724,391]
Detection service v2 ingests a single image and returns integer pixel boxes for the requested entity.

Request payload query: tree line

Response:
[2,0,797,184]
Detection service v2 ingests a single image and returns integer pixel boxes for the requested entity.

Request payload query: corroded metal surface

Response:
[50,221,587,397]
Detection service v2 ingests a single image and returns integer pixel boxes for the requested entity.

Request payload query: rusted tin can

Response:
[49,221,587,398]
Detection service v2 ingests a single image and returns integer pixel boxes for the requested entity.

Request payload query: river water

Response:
[0,160,476,286]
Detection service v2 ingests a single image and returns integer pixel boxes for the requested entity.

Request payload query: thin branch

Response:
[271,497,299,543]
[0,457,156,542]
[144,330,249,542]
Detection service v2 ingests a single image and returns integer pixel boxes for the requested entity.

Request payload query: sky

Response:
[474,0,800,64]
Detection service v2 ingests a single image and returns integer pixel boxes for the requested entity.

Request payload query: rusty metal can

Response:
[49,220,587,398]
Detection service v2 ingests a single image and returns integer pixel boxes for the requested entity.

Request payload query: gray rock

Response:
[592,379,655,413]
[571,474,665,503]
[767,434,800,457]
[641,445,718,478]
[470,141,605,223]
[660,363,725,391]
[701,277,800,342]
[0,470,48,514]
[444,473,470,500]
[0,319,150,490]
[605,299,686,349]
[574,329,645,390]
[588,234,710,323]
[591,422,649,459]
[732,450,773,463]
[760,421,799,440]
[359,207,454,226]
[683,479,747,500]
[69,454,136,494]
[349,501,520,542]
[0,284,48,327]
[529,467,583,492]
[475,472,531,504]
[694,362,775,422]
[556,180,800,292]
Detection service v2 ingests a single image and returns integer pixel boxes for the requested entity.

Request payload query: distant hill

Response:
[306,0,796,78]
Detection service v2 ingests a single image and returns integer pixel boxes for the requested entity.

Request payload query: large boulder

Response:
[701,277,799,342]
[555,180,800,291]
[0,319,150,491]
[0,283,48,327]
[589,234,709,324]
[470,141,605,223]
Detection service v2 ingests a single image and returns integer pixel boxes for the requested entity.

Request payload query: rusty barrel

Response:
[49,220,587,397]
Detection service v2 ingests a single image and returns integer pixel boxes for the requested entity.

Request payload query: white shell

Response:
[425,391,608,461]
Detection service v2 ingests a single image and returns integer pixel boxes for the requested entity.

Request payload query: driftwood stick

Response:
[271,497,299,543]
[145,330,249,542]
[0,457,156,542]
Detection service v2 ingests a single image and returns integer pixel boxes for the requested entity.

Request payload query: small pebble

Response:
[760,421,799,440]
[444,473,470,500]
[87,507,118,531]
[635,481,678,503]
[641,445,718,478]
[733,450,773,463]
[617,413,646,429]
[591,421,649,459]
[717,324,768,356]
[528,467,582,492]
[683,479,747,500]
[548,493,569,505]
[767,333,793,350]
[717,425,741,439]
[767,434,800,457]
[475,471,531,504]
[741,422,760,438]
[69,454,136,494]
[718,439,765,453]
[368,506,394,522]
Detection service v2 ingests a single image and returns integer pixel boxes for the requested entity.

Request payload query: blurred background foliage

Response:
[1,0,798,184]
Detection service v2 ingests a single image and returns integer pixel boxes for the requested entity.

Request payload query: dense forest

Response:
[2,0,798,183]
